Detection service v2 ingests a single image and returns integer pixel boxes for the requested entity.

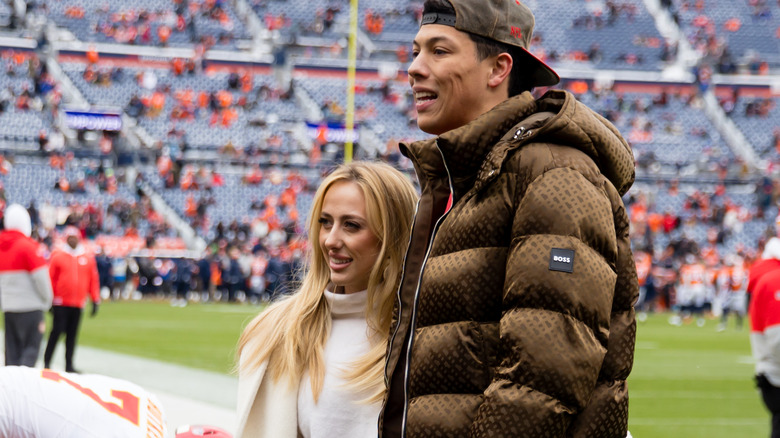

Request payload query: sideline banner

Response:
[64,108,123,131]
[306,121,359,144]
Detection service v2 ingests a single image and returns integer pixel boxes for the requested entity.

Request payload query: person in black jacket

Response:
[223,245,245,302]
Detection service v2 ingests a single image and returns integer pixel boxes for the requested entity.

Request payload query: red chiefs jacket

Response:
[49,244,100,309]
[748,237,780,294]
[380,91,637,438]
[750,268,780,386]
[0,230,53,312]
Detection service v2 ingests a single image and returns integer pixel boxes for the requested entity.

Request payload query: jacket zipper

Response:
[394,124,534,433]
[401,142,455,436]
[384,199,422,388]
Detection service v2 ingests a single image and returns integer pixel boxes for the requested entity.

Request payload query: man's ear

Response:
[488,53,513,89]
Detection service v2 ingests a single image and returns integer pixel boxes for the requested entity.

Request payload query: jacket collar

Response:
[400,92,537,193]
[436,92,538,179]
[401,89,635,197]
[534,90,635,195]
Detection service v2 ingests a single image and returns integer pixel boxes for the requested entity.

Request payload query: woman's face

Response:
[318,181,381,294]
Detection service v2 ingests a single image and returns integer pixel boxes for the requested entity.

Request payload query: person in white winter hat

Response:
[0,203,53,366]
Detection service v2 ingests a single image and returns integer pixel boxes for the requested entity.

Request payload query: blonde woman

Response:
[236,161,418,438]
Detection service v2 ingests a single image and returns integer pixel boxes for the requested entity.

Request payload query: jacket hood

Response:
[763,237,780,260]
[402,90,635,196]
[3,203,31,237]
[0,229,26,251]
[533,90,635,195]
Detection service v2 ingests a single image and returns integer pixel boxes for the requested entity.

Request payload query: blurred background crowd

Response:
[0,0,779,313]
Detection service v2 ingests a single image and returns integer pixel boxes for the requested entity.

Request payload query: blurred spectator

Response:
[44,226,101,373]
[0,204,53,367]
[749,266,780,438]
[96,247,114,300]
[172,258,193,306]
[222,245,245,302]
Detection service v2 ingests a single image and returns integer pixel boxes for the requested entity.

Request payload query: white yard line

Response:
[629,418,767,426]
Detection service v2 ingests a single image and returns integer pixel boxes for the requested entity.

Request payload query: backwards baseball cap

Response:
[421,0,559,88]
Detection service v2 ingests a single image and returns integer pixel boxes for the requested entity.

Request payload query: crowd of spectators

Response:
[627,182,759,253]
[0,195,296,305]
[3,0,780,309]
[9,161,779,308]
[0,152,287,304]
[105,236,305,306]
[1,51,61,119]
[563,82,739,178]
[661,0,775,75]
[624,177,778,316]
[121,65,296,156]
[571,1,639,29]
[53,0,242,48]
[98,166,312,304]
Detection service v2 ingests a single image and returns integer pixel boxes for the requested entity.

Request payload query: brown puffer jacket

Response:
[380,90,639,438]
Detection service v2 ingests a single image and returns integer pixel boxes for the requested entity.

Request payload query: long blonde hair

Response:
[237,161,418,403]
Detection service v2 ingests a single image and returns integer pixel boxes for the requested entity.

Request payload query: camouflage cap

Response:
[421,0,560,87]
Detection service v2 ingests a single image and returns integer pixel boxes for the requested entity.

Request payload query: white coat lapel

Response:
[236,359,299,438]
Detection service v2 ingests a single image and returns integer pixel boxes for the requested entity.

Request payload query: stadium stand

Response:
[294,75,428,146]
[726,94,779,158]
[530,0,669,71]
[0,51,57,151]
[254,0,670,70]
[59,62,307,159]
[663,0,780,71]
[0,0,777,303]
[43,0,251,49]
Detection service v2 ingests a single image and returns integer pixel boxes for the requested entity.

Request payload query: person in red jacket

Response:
[749,237,780,297]
[750,267,780,438]
[43,226,100,373]
[0,204,53,366]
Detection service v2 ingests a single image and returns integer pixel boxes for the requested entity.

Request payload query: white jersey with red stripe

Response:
[634,251,652,288]
[715,265,748,314]
[677,263,708,306]
[0,366,167,438]
[729,264,749,293]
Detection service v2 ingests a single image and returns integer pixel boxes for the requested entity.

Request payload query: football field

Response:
[628,312,768,437]
[75,299,260,374]
[64,301,771,437]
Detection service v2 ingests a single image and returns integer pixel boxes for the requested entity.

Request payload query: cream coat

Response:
[236,347,300,438]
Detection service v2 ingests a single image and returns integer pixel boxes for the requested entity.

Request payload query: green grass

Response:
[15,302,771,437]
[71,299,261,375]
[629,313,769,437]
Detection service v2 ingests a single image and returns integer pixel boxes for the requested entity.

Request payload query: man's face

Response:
[66,235,79,249]
[409,24,498,135]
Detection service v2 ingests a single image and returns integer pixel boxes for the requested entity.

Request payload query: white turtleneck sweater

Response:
[297,290,380,438]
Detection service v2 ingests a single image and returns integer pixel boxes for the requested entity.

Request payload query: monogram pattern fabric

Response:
[381,90,638,438]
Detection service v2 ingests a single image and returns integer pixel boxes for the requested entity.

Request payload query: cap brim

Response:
[518,47,559,88]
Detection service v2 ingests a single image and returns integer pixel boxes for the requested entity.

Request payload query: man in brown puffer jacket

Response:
[379,0,639,437]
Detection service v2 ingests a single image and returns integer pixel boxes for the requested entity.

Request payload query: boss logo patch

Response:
[549,248,575,273]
